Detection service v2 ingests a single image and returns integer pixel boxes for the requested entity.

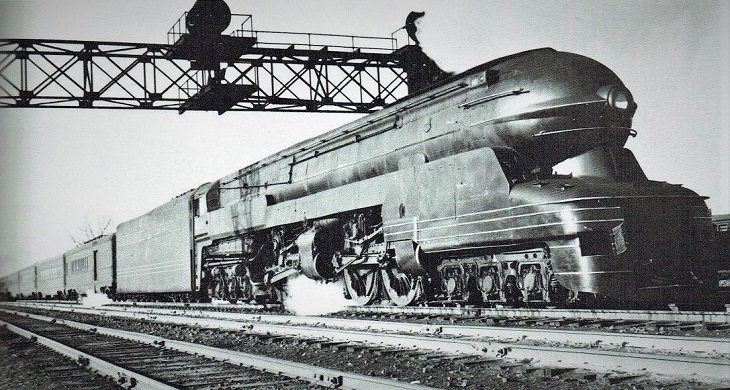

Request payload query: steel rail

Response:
[8,302,724,355]
[3,304,728,384]
[0,308,435,390]
[0,319,176,390]
[56,295,730,323]
[350,304,730,324]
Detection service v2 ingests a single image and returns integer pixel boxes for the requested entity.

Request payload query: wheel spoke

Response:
[343,266,379,306]
[380,267,422,306]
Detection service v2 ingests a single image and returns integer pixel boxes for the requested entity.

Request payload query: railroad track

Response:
[0,309,433,390]
[0,325,121,389]
[111,300,730,326]
[347,304,730,324]
[9,302,727,356]
[15,299,730,326]
[4,302,729,386]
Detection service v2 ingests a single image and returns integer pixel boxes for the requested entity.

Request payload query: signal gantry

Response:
[0,1,447,114]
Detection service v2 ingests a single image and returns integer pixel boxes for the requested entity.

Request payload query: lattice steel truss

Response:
[0,35,410,114]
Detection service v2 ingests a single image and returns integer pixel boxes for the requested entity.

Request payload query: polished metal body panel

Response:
[0,273,19,296]
[35,255,65,297]
[116,191,194,293]
[63,235,115,295]
[17,266,36,297]
[0,271,22,297]
[208,48,635,231]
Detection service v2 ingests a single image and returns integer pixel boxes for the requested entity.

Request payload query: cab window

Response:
[193,197,202,217]
[206,182,221,212]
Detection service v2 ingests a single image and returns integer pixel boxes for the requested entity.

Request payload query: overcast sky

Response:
[0,0,728,276]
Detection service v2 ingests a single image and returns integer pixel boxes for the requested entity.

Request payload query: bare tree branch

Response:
[71,216,113,245]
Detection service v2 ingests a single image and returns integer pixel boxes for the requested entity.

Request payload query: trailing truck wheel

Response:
[343,266,380,306]
[380,266,422,306]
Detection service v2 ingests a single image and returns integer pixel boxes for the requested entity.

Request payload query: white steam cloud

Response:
[80,289,113,307]
[283,274,352,316]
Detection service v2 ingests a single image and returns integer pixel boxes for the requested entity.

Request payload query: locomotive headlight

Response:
[597,85,636,113]
[608,89,630,109]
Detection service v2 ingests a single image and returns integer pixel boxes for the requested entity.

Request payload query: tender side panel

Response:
[116,194,193,293]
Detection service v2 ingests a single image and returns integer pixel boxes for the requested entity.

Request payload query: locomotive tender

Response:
[1,48,720,307]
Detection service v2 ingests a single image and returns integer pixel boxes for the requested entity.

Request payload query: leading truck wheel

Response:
[343,266,380,306]
[380,266,422,306]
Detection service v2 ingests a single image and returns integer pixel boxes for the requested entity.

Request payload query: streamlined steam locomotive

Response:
[2,47,721,308]
[132,46,717,307]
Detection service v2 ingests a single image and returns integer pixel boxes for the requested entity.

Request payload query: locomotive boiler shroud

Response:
[114,48,716,306]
